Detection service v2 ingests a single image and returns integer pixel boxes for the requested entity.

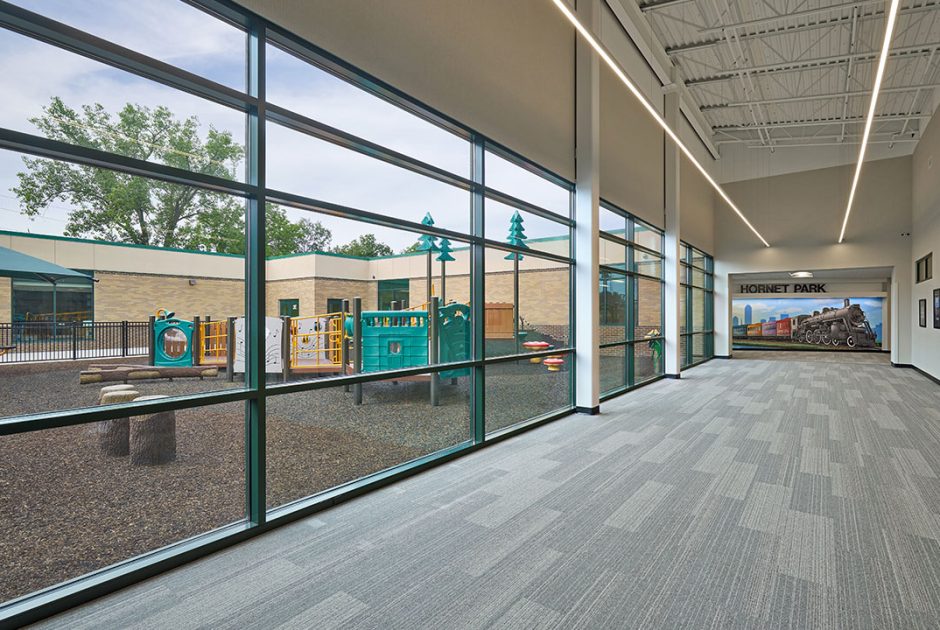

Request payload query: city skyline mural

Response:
[732,296,885,350]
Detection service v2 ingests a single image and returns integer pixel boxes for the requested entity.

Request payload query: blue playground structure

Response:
[153,310,194,367]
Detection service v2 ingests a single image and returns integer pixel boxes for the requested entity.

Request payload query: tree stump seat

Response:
[96,388,140,457]
[130,395,176,465]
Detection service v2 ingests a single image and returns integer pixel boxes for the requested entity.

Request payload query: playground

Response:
[0,310,570,603]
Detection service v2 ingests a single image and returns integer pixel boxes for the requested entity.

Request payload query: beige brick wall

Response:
[94,272,244,322]
[0,278,10,322]
[266,277,376,317]
[410,269,569,329]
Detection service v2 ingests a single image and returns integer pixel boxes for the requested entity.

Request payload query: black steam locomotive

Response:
[792,299,877,348]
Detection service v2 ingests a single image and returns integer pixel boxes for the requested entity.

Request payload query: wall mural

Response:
[732,296,884,350]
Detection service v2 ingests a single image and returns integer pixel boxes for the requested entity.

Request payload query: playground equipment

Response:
[543,357,565,372]
[153,311,193,367]
[522,340,551,363]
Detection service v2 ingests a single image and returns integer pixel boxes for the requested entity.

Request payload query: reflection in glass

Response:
[600,344,626,394]
[486,356,571,434]
[0,402,245,603]
[266,379,471,508]
[485,150,569,217]
[266,43,469,176]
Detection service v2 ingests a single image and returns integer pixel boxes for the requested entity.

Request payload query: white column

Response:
[713,266,732,357]
[663,84,682,377]
[574,0,600,413]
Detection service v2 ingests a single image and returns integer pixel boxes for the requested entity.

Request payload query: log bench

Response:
[80,364,218,384]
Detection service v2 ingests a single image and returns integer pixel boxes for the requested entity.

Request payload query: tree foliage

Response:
[14,97,330,256]
[331,233,393,257]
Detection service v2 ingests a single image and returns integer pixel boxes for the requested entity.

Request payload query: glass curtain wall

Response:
[598,202,664,397]
[0,0,573,621]
[680,242,714,367]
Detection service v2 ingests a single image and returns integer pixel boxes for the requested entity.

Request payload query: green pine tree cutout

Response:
[504,210,528,260]
[416,212,439,252]
[436,238,455,262]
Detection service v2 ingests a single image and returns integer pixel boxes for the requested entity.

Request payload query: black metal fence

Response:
[0,321,151,364]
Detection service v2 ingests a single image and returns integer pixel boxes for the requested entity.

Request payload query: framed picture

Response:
[935,289,940,329]
[920,299,928,327]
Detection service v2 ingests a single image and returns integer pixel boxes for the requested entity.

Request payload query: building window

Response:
[916,253,933,283]
[598,203,665,396]
[12,271,94,322]
[377,279,410,310]
[681,244,714,367]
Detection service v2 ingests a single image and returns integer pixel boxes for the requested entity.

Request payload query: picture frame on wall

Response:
[920,299,928,328]
[935,289,940,329]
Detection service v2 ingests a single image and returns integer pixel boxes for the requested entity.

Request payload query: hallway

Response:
[36,358,940,629]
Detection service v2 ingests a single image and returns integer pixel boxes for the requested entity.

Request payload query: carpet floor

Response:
[32,356,940,629]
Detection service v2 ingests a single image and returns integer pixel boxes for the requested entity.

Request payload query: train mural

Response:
[732,297,884,350]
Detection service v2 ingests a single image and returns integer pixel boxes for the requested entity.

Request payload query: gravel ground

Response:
[0,358,571,603]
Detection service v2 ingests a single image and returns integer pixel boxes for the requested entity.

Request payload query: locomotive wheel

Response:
[831,338,841,347]
[812,331,822,344]
[846,336,857,348]
[821,333,831,345]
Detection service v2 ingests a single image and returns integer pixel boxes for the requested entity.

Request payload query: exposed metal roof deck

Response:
[638,0,940,150]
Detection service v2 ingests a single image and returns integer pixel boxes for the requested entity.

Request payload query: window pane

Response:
[485,251,570,358]
[635,250,663,278]
[634,339,663,383]
[485,198,570,257]
[692,268,706,288]
[693,333,706,363]
[680,287,688,334]
[10,0,247,90]
[599,237,627,268]
[485,150,569,217]
[600,344,626,395]
[266,208,472,384]
[485,355,571,434]
[266,43,469,177]
[634,221,662,253]
[600,205,626,235]
[692,287,707,332]
[0,401,245,603]
[600,272,627,342]
[266,377,471,509]
[636,277,662,341]
[0,152,247,418]
[0,30,247,181]
[266,122,471,234]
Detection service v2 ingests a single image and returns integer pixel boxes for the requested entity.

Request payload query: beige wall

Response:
[912,110,940,380]
[599,61,664,227]
[681,158,714,254]
[94,272,244,322]
[715,156,913,363]
[236,0,576,180]
[0,278,10,322]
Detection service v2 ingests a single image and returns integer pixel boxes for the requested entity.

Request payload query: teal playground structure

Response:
[153,313,194,367]
[345,302,470,378]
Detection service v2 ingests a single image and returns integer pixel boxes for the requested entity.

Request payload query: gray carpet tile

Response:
[30,356,940,630]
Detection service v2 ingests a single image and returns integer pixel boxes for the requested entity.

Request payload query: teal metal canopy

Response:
[0,245,93,284]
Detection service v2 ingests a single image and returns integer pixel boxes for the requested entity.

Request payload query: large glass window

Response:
[0,2,575,618]
[681,243,714,367]
[598,202,664,398]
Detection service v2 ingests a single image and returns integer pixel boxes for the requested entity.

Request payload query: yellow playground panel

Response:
[289,312,347,374]
[197,320,229,366]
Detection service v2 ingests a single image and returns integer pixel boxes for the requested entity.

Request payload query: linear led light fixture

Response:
[551,0,770,247]
[839,0,902,244]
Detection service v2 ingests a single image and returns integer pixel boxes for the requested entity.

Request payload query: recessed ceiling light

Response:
[551,0,770,248]
[839,0,901,244]
[789,271,814,278]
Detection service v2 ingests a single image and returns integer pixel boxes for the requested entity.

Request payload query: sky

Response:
[0,0,571,252]
[732,297,885,341]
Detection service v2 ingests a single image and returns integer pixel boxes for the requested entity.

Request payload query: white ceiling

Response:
[638,0,940,159]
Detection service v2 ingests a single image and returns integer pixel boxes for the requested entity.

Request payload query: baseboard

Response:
[714,355,732,359]
[733,346,886,353]
[893,362,940,386]
[576,405,600,415]
[664,373,681,379]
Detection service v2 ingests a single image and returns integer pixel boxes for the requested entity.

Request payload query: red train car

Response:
[776,317,792,338]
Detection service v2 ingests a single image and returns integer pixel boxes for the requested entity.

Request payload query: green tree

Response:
[332,233,394,257]
[504,210,528,260]
[13,97,329,256]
